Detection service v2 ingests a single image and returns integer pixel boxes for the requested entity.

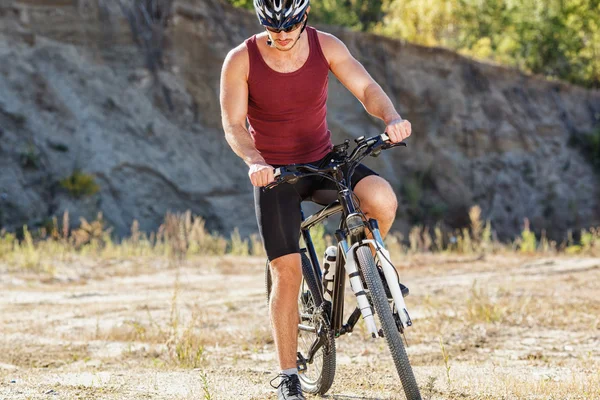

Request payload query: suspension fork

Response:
[337,241,379,338]
[368,219,412,329]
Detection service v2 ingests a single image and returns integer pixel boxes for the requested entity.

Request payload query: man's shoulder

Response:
[223,42,250,76]
[226,42,249,61]
[315,30,342,47]
[317,30,346,51]
[314,29,348,61]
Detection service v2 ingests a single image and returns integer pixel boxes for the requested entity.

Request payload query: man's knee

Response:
[269,253,302,286]
[355,176,398,219]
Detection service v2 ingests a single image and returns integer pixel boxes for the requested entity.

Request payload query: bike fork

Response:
[340,229,413,336]
[368,219,412,329]
[339,240,380,338]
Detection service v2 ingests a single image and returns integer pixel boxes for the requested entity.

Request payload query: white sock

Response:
[281,367,298,377]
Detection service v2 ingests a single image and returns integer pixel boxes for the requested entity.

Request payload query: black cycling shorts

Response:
[254,153,379,261]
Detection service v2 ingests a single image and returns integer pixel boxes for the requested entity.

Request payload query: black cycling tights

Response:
[254,154,378,261]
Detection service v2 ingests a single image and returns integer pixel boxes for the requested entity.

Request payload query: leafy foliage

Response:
[59,170,100,198]
[380,0,600,88]
[228,0,600,87]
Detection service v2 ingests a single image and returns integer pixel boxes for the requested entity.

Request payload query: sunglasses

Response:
[265,17,306,34]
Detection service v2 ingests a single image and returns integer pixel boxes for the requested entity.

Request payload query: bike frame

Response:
[267,133,412,364]
[299,185,411,340]
[267,135,420,398]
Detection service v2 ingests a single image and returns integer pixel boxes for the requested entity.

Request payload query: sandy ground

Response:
[1,253,599,399]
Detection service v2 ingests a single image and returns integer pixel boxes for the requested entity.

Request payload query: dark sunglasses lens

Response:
[266,19,302,33]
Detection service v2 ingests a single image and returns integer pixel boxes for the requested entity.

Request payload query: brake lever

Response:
[380,133,408,147]
[383,142,407,149]
[369,134,407,157]
[265,169,299,190]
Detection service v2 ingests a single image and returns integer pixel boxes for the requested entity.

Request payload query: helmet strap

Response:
[300,14,309,34]
[285,15,309,50]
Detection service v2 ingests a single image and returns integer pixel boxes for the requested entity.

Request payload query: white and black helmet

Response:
[253,0,309,31]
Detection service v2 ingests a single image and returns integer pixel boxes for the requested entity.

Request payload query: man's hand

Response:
[248,162,275,187]
[386,118,412,143]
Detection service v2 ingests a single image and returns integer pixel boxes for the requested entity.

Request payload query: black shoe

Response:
[377,264,409,298]
[270,373,305,400]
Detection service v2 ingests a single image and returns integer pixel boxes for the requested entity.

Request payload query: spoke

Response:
[297,283,325,385]
[300,313,312,320]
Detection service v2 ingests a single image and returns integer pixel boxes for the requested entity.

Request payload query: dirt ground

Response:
[1,253,599,399]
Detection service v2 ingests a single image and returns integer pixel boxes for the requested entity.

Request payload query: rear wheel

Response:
[355,245,422,400]
[265,253,336,394]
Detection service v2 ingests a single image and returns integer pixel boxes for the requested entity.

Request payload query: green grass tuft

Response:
[59,170,100,198]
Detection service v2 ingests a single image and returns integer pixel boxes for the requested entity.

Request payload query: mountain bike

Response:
[265,133,422,400]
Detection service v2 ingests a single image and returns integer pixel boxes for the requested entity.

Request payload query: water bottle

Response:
[322,246,337,303]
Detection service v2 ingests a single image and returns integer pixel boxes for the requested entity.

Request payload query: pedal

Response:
[296,352,308,374]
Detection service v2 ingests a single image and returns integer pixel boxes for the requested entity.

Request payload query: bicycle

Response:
[265,133,421,400]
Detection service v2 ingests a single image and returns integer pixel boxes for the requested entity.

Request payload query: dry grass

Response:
[1,251,599,399]
[1,208,600,399]
[2,207,599,276]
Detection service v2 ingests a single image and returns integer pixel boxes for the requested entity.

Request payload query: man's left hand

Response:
[386,119,411,143]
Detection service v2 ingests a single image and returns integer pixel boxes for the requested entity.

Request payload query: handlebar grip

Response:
[381,132,407,147]
[265,168,297,190]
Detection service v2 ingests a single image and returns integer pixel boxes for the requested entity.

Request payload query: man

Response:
[220,0,411,398]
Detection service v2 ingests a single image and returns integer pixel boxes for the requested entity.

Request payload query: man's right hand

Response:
[248,162,275,187]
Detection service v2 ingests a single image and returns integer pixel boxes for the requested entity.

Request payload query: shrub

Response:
[229,228,249,256]
[520,218,537,253]
[59,170,100,198]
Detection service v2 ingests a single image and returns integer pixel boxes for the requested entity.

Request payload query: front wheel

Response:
[356,245,422,400]
[265,253,336,395]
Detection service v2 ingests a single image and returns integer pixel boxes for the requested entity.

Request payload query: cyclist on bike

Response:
[220,0,411,398]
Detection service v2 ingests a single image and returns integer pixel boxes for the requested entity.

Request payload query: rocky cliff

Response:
[0,0,599,240]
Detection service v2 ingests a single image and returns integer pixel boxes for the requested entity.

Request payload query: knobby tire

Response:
[356,245,422,400]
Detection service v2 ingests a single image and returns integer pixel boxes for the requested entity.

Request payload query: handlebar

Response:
[265,133,406,190]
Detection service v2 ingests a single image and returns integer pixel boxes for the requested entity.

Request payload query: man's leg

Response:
[254,182,306,374]
[269,253,302,370]
[353,175,398,238]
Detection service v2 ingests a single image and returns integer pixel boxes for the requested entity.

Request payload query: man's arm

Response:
[319,32,411,143]
[220,45,274,187]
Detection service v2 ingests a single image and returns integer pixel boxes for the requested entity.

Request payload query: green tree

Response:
[226,0,600,87]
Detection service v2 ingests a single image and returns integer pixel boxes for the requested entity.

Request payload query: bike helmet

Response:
[253,0,310,31]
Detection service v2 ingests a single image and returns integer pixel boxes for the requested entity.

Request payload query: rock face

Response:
[0,0,599,240]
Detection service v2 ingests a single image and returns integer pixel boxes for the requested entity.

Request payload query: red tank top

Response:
[245,27,332,165]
